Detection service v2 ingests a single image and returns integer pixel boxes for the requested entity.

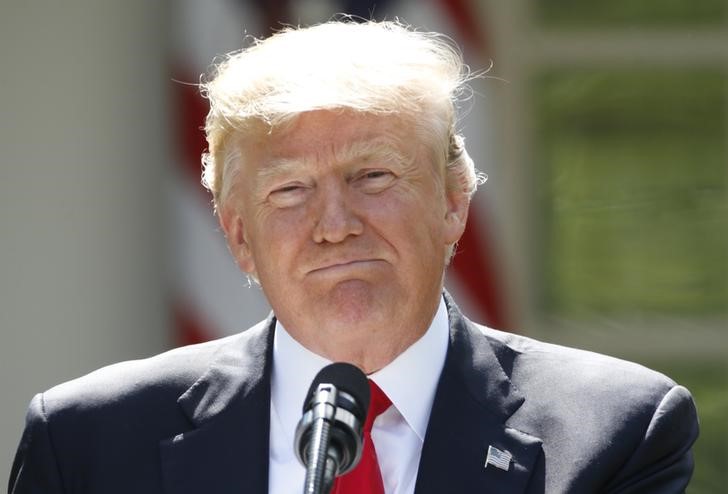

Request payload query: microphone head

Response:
[296,362,371,479]
[304,362,370,420]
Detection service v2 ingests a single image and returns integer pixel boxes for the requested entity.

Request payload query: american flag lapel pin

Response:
[485,445,512,471]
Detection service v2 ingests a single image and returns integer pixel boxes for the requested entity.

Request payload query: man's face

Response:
[221,110,468,371]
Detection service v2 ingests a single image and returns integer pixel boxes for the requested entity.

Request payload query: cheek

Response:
[249,209,310,267]
[399,180,448,224]
[366,186,448,246]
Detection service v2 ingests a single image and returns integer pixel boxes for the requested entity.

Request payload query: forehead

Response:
[262,111,415,162]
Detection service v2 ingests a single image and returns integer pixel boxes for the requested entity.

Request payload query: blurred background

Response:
[1,1,725,491]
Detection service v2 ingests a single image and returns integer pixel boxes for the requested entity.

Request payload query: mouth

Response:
[307,259,384,276]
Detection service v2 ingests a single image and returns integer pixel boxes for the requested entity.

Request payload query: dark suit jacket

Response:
[9,296,698,493]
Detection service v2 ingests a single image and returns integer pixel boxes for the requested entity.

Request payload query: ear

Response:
[443,187,470,245]
[218,204,257,277]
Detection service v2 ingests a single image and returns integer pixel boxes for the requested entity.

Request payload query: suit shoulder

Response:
[39,329,256,418]
[472,323,678,402]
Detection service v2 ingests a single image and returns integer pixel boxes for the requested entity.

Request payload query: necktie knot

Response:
[365,380,391,432]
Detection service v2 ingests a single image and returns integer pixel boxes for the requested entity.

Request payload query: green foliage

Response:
[534,0,728,28]
[536,69,728,316]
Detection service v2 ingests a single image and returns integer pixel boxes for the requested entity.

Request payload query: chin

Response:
[323,280,395,320]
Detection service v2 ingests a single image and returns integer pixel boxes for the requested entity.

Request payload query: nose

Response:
[312,181,364,244]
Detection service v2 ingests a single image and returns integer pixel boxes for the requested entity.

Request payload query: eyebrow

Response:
[256,137,413,185]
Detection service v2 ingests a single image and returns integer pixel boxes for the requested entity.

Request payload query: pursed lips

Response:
[307,258,384,275]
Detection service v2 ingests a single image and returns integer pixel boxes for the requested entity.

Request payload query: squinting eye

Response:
[268,184,308,207]
[275,184,302,193]
[354,169,396,193]
[356,169,396,182]
[362,170,390,180]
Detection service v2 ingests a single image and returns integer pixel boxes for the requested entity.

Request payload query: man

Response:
[9,20,697,494]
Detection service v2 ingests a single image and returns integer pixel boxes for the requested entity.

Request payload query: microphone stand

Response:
[302,385,340,494]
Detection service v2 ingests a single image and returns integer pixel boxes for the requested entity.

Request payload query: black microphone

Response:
[294,362,370,494]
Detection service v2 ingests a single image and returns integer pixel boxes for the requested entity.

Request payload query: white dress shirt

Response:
[268,297,449,494]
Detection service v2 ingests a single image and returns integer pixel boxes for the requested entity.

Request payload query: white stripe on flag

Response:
[485,445,512,471]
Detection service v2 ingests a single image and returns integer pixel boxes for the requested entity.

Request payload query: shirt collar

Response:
[271,296,449,444]
[271,319,331,449]
[368,298,448,441]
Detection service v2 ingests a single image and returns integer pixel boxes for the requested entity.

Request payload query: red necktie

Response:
[332,380,392,494]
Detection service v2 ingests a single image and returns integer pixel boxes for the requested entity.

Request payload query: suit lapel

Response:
[414,296,543,493]
[159,317,275,494]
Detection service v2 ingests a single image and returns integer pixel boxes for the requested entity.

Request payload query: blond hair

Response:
[201,19,483,209]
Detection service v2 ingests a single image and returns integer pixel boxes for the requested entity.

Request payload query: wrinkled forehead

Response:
[237,110,444,171]
[259,137,414,179]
